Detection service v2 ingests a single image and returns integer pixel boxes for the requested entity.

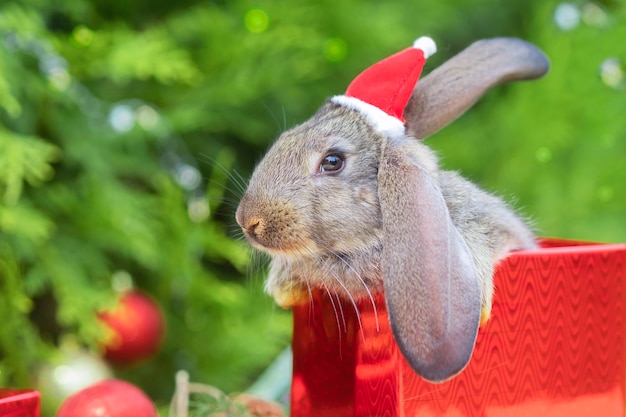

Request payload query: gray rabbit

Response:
[236,37,549,382]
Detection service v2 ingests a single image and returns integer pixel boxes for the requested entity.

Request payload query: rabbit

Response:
[236,37,549,383]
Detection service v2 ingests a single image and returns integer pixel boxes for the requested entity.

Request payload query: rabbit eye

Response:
[319,153,345,174]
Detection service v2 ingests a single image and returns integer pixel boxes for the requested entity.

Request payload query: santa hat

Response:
[331,36,436,136]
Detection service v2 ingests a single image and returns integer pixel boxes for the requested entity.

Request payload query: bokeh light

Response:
[48,68,71,91]
[581,2,608,27]
[111,270,134,293]
[245,9,269,33]
[188,195,210,223]
[71,25,94,47]
[597,185,615,203]
[136,105,161,130]
[600,58,624,90]
[39,54,71,91]
[535,146,553,164]
[108,104,135,133]
[324,37,348,62]
[554,3,580,30]
[174,164,202,190]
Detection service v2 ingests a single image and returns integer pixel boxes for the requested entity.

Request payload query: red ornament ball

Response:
[98,291,165,365]
[56,379,157,417]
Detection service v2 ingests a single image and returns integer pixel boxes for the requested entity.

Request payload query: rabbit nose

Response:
[244,217,262,236]
[235,200,264,238]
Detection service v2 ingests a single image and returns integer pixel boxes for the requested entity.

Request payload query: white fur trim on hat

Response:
[331,95,406,136]
[413,36,437,59]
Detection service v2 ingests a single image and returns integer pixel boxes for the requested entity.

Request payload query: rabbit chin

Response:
[264,244,384,306]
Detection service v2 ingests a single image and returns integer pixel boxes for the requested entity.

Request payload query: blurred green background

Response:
[0,0,624,414]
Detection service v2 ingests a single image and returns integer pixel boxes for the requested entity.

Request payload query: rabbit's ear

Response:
[405,38,549,139]
[379,142,481,382]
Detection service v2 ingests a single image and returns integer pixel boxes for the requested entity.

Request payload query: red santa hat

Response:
[331,36,436,136]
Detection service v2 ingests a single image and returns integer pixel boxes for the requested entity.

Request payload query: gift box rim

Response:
[516,238,626,257]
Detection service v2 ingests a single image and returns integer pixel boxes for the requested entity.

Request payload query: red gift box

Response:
[0,389,40,417]
[291,239,626,417]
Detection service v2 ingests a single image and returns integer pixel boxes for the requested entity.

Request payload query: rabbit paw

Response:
[272,287,309,308]
[480,305,491,326]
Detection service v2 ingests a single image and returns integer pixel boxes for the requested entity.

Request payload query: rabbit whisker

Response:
[282,106,288,132]
[332,251,379,333]
[229,168,250,196]
[198,153,249,196]
[326,279,347,333]
[206,179,247,202]
[260,102,290,136]
[319,254,364,337]
[304,275,315,322]
[247,247,270,283]
[301,245,360,335]
[321,282,344,357]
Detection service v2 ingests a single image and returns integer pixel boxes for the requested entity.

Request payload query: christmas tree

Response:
[1,0,624,415]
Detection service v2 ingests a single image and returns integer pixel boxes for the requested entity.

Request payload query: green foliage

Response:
[431,1,626,242]
[0,0,294,409]
[186,390,256,417]
[0,0,624,414]
[0,129,59,204]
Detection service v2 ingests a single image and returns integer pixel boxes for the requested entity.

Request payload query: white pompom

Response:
[413,36,437,58]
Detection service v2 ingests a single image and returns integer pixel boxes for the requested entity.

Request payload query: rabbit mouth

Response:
[241,222,315,256]
[242,229,285,252]
[248,239,316,259]
[236,194,315,254]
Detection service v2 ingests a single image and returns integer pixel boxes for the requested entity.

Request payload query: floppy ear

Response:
[378,38,548,382]
[379,142,481,383]
[405,38,549,139]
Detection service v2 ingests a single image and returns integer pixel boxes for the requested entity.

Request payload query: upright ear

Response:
[405,38,550,139]
[379,142,481,383]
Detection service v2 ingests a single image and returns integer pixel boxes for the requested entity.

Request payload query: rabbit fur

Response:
[237,102,535,311]
[236,38,548,382]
